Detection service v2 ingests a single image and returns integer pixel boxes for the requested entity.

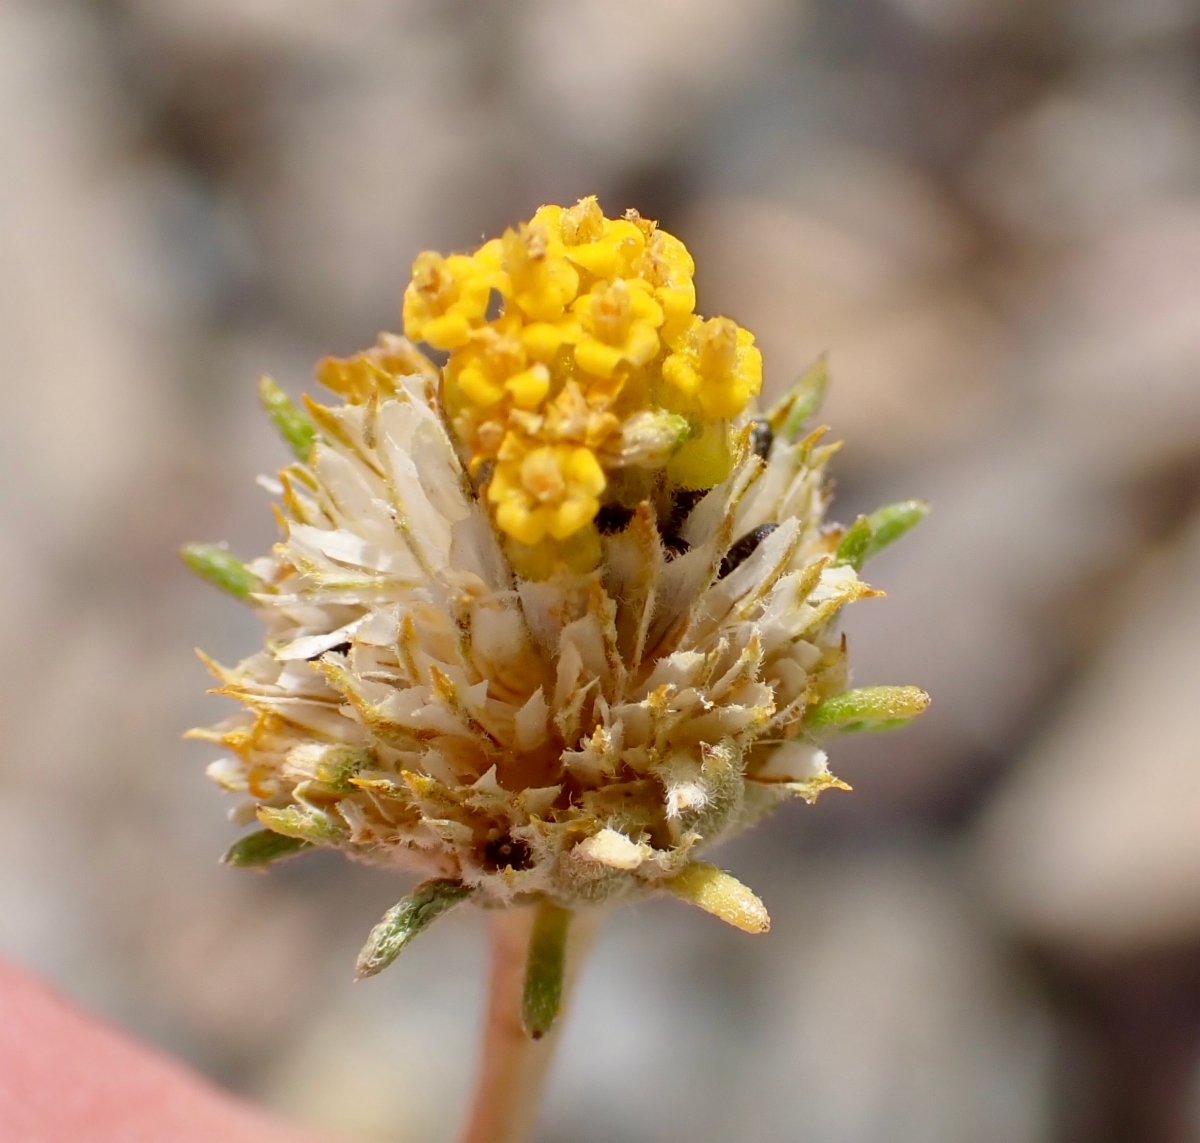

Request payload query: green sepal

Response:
[803,685,930,734]
[768,355,828,441]
[259,375,317,462]
[835,500,929,570]
[522,901,572,1040]
[223,829,312,868]
[356,880,473,980]
[180,543,263,600]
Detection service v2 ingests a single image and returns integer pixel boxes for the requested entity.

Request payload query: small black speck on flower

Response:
[662,534,691,561]
[310,641,352,661]
[482,835,534,872]
[719,523,778,579]
[595,503,636,535]
[664,487,708,535]
[749,419,774,461]
[484,288,505,323]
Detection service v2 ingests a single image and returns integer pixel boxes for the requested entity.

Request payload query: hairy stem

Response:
[458,905,598,1143]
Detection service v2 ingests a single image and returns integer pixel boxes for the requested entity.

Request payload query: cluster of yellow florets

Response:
[401,197,763,576]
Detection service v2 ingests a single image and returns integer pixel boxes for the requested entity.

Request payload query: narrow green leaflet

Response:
[767,355,828,441]
[356,880,474,980]
[180,543,263,600]
[836,500,929,570]
[522,901,572,1040]
[258,375,317,462]
[804,685,930,734]
[223,829,312,869]
[835,517,872,569]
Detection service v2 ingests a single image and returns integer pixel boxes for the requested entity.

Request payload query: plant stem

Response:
[458,905,598,1143]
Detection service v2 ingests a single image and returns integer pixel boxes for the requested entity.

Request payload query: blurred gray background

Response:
[3,0,1200,1140]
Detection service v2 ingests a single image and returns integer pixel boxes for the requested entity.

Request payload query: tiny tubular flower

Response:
[445,324,528,410]
[489,443,607,544]
[558,196,605,246]
[502,221,579,323]
[402,242,505,350]
[644,229,697,348]
[572,278,663,379]
[564,217,647,281]
[663,315,763,419]
[542,381,621,450]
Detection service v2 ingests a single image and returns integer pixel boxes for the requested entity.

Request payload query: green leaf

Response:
[835,500,929,570]
[223,830,312,869]
[258,375,317,462]
[834,516,873,571]
[522,901,572,1039]
[803,685,930,734]
[356,880,473,980]
[180,543,263,600]
[768,355,828,441]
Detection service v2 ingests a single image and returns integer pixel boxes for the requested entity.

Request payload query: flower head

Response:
[186,200,928,988]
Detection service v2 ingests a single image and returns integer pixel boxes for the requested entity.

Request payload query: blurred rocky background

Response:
[2,0,1199,1140]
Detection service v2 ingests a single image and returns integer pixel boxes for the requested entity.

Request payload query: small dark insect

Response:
[662,534,691,561]
[482,835,535,872]
[718,523,778,579]
[662,487,709,536]
[310,641,352,661]
[484,288,505,323]
[749,418,774,461]
[595,502,636,535]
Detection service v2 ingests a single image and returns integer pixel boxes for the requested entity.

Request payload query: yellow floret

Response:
[542,381,621,449]
[662,316,763,419]
[565,218,646,280]
[502,222,579,322]
[558,197,605,245]
[403,247,505,350]
[444,325,527,412]
[488,443,606,543]
[644,230,697,347]
[573,279,664,379]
